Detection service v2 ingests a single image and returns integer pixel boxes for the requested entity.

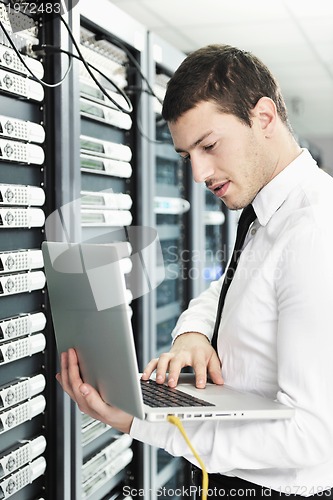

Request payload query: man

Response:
[58,45,333,498]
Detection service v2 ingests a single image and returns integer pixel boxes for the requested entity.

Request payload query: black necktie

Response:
[211,204,257,352]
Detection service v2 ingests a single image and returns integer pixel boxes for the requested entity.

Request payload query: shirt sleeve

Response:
[131,220,333,475]
[171,275,224,342]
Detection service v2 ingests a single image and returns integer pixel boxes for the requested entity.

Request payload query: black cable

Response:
[0,19,73,87]
[92,33,172,144]
[94,33,164,107]
[1,11,168,138]
[34,44,173,145]
[93,33,175,145]
[33,43,133,114]
[59,16,133,114]
[0,16,133,113]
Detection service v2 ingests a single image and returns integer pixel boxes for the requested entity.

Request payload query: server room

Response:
[0,1,333,499]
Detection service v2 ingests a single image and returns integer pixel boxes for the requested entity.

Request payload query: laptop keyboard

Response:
[141,379,215,408]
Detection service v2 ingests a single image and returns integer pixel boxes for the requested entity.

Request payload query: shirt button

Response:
[250,228,257,235]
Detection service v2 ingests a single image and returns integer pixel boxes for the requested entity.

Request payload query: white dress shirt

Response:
[130,149,333,496]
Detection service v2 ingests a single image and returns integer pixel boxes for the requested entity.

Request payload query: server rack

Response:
[49,0,149,498]
[77,17,136,500]
[0,3,50,499]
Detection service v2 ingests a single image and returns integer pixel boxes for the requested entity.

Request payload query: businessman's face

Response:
[169,100,279,210]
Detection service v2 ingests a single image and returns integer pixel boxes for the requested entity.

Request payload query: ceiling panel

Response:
[108,0,333,141]
[286,0,333,19]
[178,20,304,49]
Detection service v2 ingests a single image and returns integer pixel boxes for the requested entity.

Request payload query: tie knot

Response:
[238,204,257,229]
[233,204,257,252]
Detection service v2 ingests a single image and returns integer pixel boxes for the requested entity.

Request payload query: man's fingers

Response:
[207,353,224,385]
[192,359,208,388]
[57,349,134,433]
[142,354,175,384]
[141,358,159,380]
[67,348,82,386]
[141,337,224,390]
[155,353,174,383]
[63,349,104,416]
[57,351,76,399]
[166,357,186,387]
[58,349,87,404]
[75,382,107,417]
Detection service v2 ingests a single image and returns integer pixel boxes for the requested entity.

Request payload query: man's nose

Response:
[190,156,215,183]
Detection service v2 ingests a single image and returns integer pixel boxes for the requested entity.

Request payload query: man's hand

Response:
[141,332,224,389]
[56,348,134,434]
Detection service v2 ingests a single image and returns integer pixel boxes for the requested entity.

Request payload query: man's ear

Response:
[252,97,277,138]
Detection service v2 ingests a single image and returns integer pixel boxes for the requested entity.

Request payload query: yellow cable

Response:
[167,415,209,500]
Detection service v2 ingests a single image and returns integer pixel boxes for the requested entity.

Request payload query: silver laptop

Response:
[42,241,294,422]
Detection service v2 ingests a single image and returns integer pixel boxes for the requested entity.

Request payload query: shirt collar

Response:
[252,149,318,226]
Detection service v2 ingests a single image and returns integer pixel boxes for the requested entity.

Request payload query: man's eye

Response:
[204,143,216,151]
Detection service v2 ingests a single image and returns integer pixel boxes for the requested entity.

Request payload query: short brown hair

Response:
[162,44,290,128]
